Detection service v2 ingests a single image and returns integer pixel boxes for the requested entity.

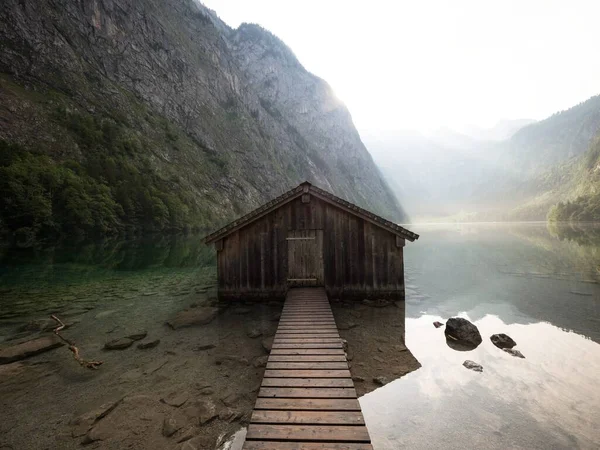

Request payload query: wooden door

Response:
[287,230,324,286]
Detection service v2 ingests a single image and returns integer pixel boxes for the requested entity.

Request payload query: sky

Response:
[201,0,600,134]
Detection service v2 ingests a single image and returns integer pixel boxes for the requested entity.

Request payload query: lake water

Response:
[362,222,600,450]
[0,223,599,449]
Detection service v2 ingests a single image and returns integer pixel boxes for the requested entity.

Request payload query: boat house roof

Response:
[204,181,419,244]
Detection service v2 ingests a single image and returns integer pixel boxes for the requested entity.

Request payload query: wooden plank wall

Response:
[217,196,404,301]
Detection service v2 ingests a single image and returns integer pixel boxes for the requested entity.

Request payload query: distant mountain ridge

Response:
[366,95,600,221]
[0,0,404,242]
[460,118,537,142]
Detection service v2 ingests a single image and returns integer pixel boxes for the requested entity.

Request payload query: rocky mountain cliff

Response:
[0,0,403,242]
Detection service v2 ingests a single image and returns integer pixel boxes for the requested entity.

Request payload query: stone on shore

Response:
[445,317,482,349]
[0,335,64,364]
[433,321,444,328]
[490,333,517,349]
[167,307,219,329]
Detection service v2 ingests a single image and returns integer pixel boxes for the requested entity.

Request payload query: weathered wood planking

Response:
[243,288,372,449]
[244,442,373,450]
[251,410,365,425]
[216,193,406,301]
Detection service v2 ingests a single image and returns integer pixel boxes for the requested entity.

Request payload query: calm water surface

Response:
[362,222,600,449]
[1,223,599,449]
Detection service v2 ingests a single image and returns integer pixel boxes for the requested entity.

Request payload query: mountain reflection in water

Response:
[361,223,600,450]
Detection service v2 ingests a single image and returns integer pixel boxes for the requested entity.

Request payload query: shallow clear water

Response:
[1,224,599,449]
[361,222,600,449]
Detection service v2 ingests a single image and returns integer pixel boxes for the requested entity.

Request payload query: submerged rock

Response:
[125,331,147,341]
[490,333,516,349]
[162,392,190,408]
[17,318,56,333]
[167,307,219,329]
[0,335,64,364]
[195,343,216,351]
[463,360,483,372]
[433,321,444,328]
[163,415,183,437]
[503,348,525,358]
[246,328,262,338]
[261,337,274,353]
[71,396,124,437]
[104,338,133,350]
[253,355,268,368]
[445,317,482,349]
[180,435,215,450]
[182,398,218,425]
[373,376,389,386]
[137,339,160,350]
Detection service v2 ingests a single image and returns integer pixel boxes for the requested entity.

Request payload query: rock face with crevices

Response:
[0,0,406,239]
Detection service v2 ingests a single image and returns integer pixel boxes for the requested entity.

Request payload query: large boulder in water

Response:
[445,317,482,349]
[490,333,516,349]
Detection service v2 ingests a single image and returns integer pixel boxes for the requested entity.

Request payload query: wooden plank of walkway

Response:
[243,287,373,450]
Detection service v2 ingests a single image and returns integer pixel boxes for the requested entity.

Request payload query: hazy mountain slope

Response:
[501,95,600,175]
[514,132,600,221]
[0,0,404,243]
[363,130,504,218]
[461,119,537,142]
[367,95,600,221]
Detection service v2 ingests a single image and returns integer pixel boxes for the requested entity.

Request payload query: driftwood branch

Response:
[51,314,104,370]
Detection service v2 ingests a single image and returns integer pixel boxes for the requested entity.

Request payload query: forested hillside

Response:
[0,0,403,245]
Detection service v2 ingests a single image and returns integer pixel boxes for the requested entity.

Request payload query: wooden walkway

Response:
[244,288,373,450]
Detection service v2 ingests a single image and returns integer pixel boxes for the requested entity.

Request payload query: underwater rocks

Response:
[167,307,219,329]
[463,360,483,372]
[490,333,516,349]
[261,336,274,353]
[373,376,389,386]
[0,335,64,364]
[246,327,262,338]
[137,339,160,350]
[104,338,134,350]
[445,317,482,349]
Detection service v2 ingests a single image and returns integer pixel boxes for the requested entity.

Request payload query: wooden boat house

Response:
[204,181,419,301]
